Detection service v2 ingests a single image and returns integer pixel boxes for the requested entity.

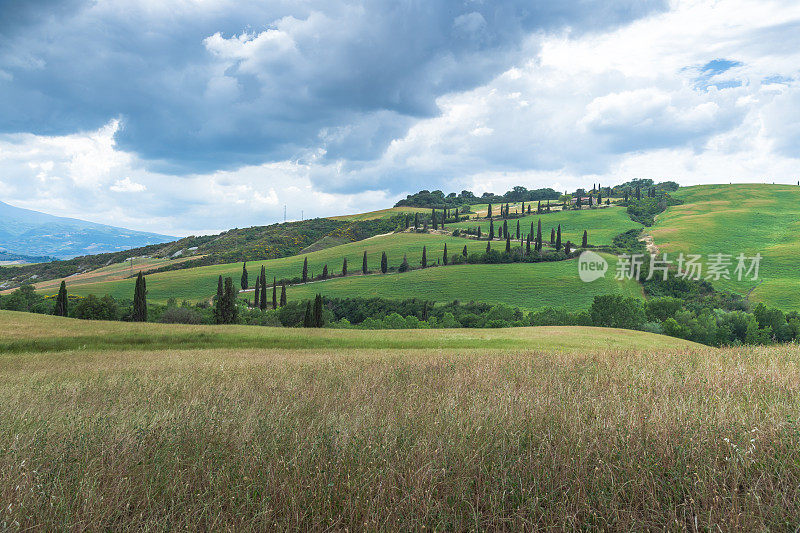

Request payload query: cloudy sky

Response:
[1,0,799,236]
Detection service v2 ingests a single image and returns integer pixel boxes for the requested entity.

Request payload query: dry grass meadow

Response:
[2,311,800,530]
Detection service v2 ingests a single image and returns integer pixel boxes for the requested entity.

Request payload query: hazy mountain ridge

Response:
[0,201,175,259]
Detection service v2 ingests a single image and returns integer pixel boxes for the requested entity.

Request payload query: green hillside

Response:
[58,233,499,303]
[0,310,698,353]
[446,205,640,245]
[650,184,800,309]
[285,255,641,310]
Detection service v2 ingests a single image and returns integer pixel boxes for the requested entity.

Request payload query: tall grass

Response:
[2,342,800,529]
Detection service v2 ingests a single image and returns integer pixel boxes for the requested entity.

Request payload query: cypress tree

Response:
[313,294,323,327]
[280,283,287,307]
[241,262,248,290]
[564,241,572,255]
[525,234,531,255]
[521,201,525,213]
[477,225,481,239]
[322,264,328,279]
[556,225,562,251]
[260,266,267,311]
[443,243,448,265]
[302,257,308,282]
[414,213,419,230]
[222,277,237,324]
[516,220,520,240]
[55,280,68,317]
[487,203,492,218]
[421,246,427,268]
[537,200,542,213]
[636,185,641,201]
[582,230,588,248]
[272,277,277,309]
[432,209,437,230]
[133,271,147,322]
[550,228,555,245]
[342,257,348,277]
[381,252,388,273]
[505,234,511,253]
[362,251,368,274]
[215,275,224,323]
[462,244,468,257]
[303,301,313,328]
[399,254,409,272]
[536,219,542,252]
[254,275,261,308]
[489,219,495,240]
[546,200,551,213]
[486,240,491,253]
[624,189,629,203]
[597,192,602,205]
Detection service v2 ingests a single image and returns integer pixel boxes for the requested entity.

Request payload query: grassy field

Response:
[286,255,642,310]
[446,205,640,246]
[0,310,697,353]
[45,233,495,304]
[3,311,800,529]
[650,184,800,310]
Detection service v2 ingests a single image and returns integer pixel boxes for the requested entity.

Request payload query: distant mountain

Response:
[0,249,57,264]
[0,201,175,259]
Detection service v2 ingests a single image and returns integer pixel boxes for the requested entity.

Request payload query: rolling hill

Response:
[27,206,640,306]
[649,184,800,310]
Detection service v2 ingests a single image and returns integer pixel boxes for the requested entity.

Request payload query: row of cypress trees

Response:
[242,262,287,311]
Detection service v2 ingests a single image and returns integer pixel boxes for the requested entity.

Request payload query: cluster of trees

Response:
[395,187,561,208]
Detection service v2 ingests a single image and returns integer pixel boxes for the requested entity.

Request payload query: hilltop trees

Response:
[54,281,68,317]
[133,271,147,322]
[241,262,248,290]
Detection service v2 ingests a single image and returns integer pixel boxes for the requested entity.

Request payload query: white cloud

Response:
[110,177,147,193]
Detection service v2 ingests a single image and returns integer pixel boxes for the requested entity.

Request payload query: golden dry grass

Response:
[1,311,799,529]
